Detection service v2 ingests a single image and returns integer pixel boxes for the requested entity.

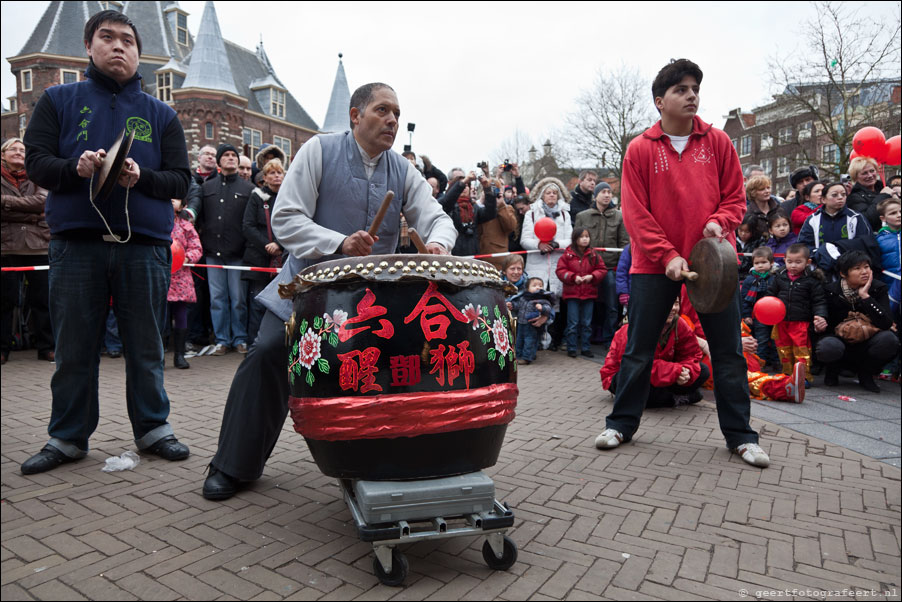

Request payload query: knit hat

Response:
[789,165,818,190]
[594,182,612,197]
[216,144,239,165]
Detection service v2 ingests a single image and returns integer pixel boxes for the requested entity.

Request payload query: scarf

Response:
[840,279,861,305]
[542,203,561,220]
[457,196,474,225]
[1,165,28,189]
[750,269,770,279]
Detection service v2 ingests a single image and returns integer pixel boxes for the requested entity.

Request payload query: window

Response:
[822,144,839,165]
[60,69,79,85]
[270,88,286,119]
[273,135,291,159]
[760,133,773,151]
[798,121,813,141]
[21,69,32,92]
[156,72,172,102]
[18,113,27,137]
[176,12,189,46]
[8,98,16,113]
[205,123,214,140]
[243,127,262,157]
[731,139,738,153]
[778,126,793,145]
[760,158,773,177]
[740,135,752,157]
[777,157,789,176]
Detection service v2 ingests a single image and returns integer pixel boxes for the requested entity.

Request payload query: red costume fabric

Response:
[773,321,812,378]
[600,319,703,390]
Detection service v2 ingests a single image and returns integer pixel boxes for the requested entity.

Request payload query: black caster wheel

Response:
[482,535,517,570]
[373,548,408,587]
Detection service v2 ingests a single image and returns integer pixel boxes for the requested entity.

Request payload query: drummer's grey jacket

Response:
[24,63,190,242]
[258,131,457,321]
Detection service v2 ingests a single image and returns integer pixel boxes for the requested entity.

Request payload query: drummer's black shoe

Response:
[203,466,240,500]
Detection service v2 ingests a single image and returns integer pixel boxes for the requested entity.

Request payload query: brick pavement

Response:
[2,350,900,600]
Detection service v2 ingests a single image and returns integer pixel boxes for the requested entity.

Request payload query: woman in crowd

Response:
[790,180,824,235]
[816,251,899,393]
[242,158,286,343]
[744,175,782,236]
[1,138,53,364]
[520,177,572,350]
[846,156,894,231]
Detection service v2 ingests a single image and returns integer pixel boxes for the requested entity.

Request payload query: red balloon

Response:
[171,240,186,274]
[849,149,861,161]
[852,127,887,163]
[753,297,786,326]
[534,217,557,244]
[885,135,901,167]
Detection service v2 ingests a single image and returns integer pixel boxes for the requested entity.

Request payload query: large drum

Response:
[280,255,519,480]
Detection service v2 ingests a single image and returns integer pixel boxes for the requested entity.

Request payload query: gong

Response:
[683,237,738,314]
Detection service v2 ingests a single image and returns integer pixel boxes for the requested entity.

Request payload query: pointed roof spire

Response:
[321,53,351,133]
[181,1,238,95]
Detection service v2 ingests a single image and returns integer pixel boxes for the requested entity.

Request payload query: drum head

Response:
[685,237,738,314]
[91,127,135,202]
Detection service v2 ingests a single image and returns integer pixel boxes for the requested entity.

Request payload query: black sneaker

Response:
[581,350,595,358]
[567,350,577,358]
[143,436,189,461]
[203,466,241,500]
[21,445,79,475]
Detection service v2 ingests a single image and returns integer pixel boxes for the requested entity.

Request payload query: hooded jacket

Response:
[876,226,900,283]
[254,145,287,175]
[556,245,607,300]
[621,116,745,275]
[600,319,703,390]
[520,177,572,296]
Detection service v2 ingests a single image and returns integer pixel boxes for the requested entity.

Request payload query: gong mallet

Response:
[367,191,395,238]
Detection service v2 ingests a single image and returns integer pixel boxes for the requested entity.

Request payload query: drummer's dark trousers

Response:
[605,274,759,449]
[212,310,289,481]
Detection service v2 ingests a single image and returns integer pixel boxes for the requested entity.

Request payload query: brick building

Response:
[722,79,901,192]
[0,1,347,167]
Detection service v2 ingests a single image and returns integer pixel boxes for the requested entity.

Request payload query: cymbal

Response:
[91,127,136,202]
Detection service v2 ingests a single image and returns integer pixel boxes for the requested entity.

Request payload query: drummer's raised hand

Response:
[425,242,449,255]
[77,149,106,178]
[665,256,689,281]
[118,158,140,188]
[341,230,377,256]
[703,221,724,241]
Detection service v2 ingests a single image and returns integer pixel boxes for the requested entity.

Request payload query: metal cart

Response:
[339,477,518,586]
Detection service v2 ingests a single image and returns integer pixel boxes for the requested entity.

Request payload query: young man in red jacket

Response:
[593,59,769,468]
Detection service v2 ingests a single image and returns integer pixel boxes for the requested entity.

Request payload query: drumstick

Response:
[367,191,395,237]
[408,228,429,254]
[680,270,699,281]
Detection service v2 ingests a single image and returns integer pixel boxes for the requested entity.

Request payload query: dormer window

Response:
[271,88,285,119]
[157,72,172,102]
[176,12,189,47]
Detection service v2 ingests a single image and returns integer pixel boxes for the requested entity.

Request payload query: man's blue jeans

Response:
[46,240,175,457]
[605,274,759,449]
[207,259,248,347]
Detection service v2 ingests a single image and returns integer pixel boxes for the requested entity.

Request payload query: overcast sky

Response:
[1,1,898,173]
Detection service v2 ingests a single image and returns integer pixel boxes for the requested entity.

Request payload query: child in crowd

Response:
[736,214,767,279]
[741,247,780,371]
[767,243,828,380]
[876,198,901,286]
[510,277,556,365]
[741,321,806,403]
[765,212,797,267]
[600,299,708,408]
[168,197,203,369]
[556,227,607,358]
[615,242,632,310]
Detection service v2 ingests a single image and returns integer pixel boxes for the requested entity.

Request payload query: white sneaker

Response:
[733,443,770,468]
[594,429,623,450]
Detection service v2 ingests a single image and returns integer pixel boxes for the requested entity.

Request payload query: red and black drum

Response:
[280,255,518,480]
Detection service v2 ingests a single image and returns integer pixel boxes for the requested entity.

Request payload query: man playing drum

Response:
[202,83,457,500]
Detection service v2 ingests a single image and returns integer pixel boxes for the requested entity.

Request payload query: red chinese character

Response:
[429,344,447,386]
[337,347,382,393]
[390,355,421,387]
[338,288,394,342]
[403,282,469,341]
[428,342,476,389]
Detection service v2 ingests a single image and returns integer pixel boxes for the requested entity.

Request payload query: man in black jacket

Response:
[187,144,254,355]
[20,10,191,475]
[569,170,597,222]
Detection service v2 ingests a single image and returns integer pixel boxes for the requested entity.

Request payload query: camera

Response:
[501,159,513,172]
[476,161,488,171]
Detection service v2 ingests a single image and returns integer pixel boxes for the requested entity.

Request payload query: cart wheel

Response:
[482,535,517,570]
[373,549,408,587]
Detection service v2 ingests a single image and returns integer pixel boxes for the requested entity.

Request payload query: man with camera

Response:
[439,167,497,256]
